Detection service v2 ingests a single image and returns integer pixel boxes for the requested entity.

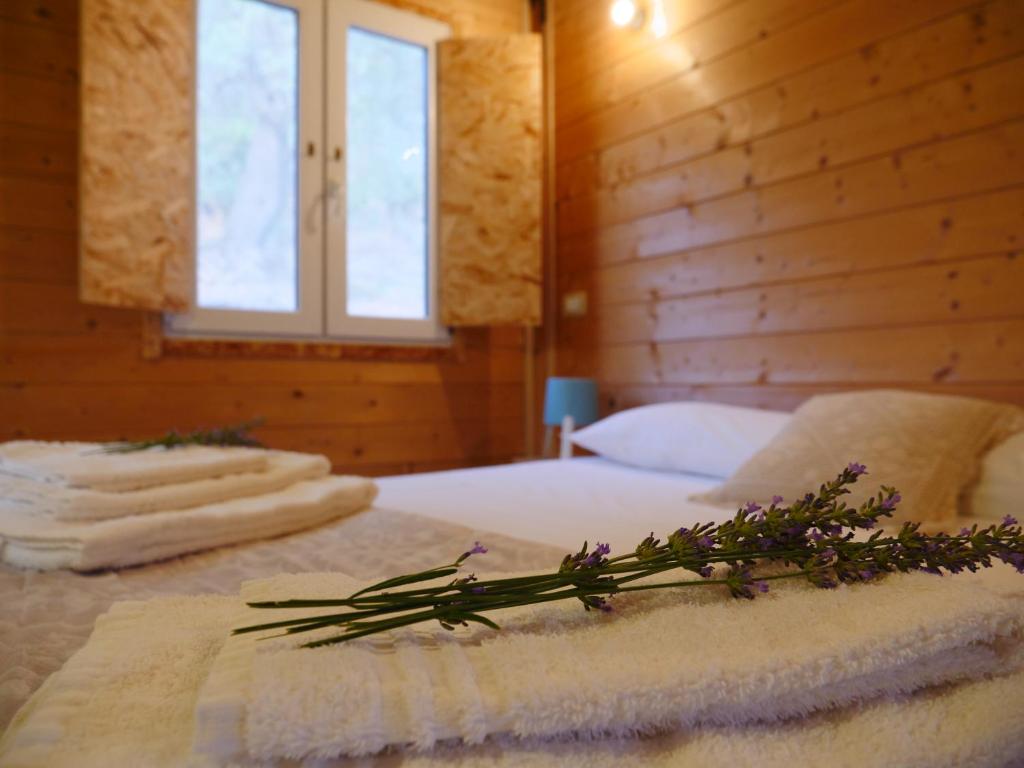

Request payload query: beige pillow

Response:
[695,390,1024,524]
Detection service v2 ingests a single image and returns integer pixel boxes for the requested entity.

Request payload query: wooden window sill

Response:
[143,314,464,363]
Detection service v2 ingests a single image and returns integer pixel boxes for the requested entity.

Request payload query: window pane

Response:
[346,28,428,319]
[196,0,298,312]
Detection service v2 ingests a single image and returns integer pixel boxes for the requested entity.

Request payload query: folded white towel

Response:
[0,476,378,571]
[0,451,329,522]
[192,567,1024,761]
[3,570,1023,768]
[0,441,268,492]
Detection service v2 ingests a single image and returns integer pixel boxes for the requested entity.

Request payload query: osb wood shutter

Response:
[80,0,194,312]
[439,35,542,327]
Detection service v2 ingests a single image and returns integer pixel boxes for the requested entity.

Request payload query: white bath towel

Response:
[0,450,329,522]
[0,476,378,571]
[3,570,1024,768]
[192,566,1024,761]
[0,441,268,492]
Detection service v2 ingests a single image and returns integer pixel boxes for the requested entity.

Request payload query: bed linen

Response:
[191,568,1024,762]
[0,442,268,492]
[0,475,377,571]
[4,570,1024,767]
[1,458,1020,765]
[0,450,329,522]
[0,507,564,732]
[375,457,724,554]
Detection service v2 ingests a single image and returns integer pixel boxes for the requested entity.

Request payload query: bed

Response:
[3,393,1023,765]
[0,457,721,732]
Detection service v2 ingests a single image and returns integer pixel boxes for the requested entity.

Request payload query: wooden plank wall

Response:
[553,0,1024,413]
[0,0,529,475]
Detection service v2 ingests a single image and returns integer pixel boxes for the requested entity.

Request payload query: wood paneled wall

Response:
[553,0,1024,412]
[0,0,529,475]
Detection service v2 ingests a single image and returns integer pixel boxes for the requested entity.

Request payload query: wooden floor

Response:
[553,0,1024,412]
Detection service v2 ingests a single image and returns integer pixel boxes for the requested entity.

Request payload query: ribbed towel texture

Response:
[193,568,1024,761]
[0,451,330,522]
[2,569,1023,768]
[0,441,377,571]
[0,476,378,571]
[0,441,269,491]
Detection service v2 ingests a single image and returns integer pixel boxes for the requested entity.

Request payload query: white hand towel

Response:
[0,476,378,571]
[3,571,1023,768]
[193,567,1024,761]
[0,450,329,522]
[0,441,268,492]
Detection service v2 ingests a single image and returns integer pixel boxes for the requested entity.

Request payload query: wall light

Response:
[610,0,643,29]
[650,0,668,37]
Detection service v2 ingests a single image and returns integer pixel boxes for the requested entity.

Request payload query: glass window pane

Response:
[196,0,298,312]
[346,27,428,319]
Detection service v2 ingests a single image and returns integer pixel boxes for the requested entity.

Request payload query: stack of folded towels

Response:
[0,441,378,571]
[2,564,1023,765]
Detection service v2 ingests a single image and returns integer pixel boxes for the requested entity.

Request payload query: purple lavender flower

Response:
[771,495,784,506]
[1003,515,1019,528]
[696,535,715,550]
[599,601,614,613]
[880,494,901,511]
[699,564,714,578]
[744,501,762,515]
[580,542,611,568]
[754,580,770,594]
[959,528,972,537]
[847,462,867,476]
[457,541,489,563]
[1001,552,1024,573]
[810,531,824,542]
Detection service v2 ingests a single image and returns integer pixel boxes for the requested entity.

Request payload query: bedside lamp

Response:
[543,377,599,459]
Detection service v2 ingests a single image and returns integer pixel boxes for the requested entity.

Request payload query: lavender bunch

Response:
[101,419,264,453]
[235,464,1024,648]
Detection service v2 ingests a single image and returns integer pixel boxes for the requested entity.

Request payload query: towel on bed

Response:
[0,476,378,571]
[3,570,1023,768]
[0,451,329,522]
[191,567,1024,761]
[0,441,269,492]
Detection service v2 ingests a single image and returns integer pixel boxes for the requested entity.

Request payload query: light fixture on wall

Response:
[609,0,644,29]
[650,0,668,37]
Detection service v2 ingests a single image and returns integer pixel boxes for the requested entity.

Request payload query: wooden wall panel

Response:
[0,0,529,475]
[554,0,1024,412]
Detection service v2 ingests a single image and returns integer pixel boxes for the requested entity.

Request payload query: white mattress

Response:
[377,457,727,555]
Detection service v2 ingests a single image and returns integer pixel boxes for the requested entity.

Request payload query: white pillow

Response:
[570,401,791,478]
[970,431,1024,519]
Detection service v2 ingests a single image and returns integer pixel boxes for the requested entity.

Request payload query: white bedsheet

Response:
[377,457,726,555]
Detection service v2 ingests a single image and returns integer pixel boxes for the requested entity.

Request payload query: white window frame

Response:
[169,0,450,344]
[325,0,448,341]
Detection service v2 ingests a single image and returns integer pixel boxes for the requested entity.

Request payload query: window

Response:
[171,0,449,343]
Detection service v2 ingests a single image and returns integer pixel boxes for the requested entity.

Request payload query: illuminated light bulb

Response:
[610,0,638,27]
[651,0,668,37]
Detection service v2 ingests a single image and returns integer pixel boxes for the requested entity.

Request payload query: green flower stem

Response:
[236,467,1024,648]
